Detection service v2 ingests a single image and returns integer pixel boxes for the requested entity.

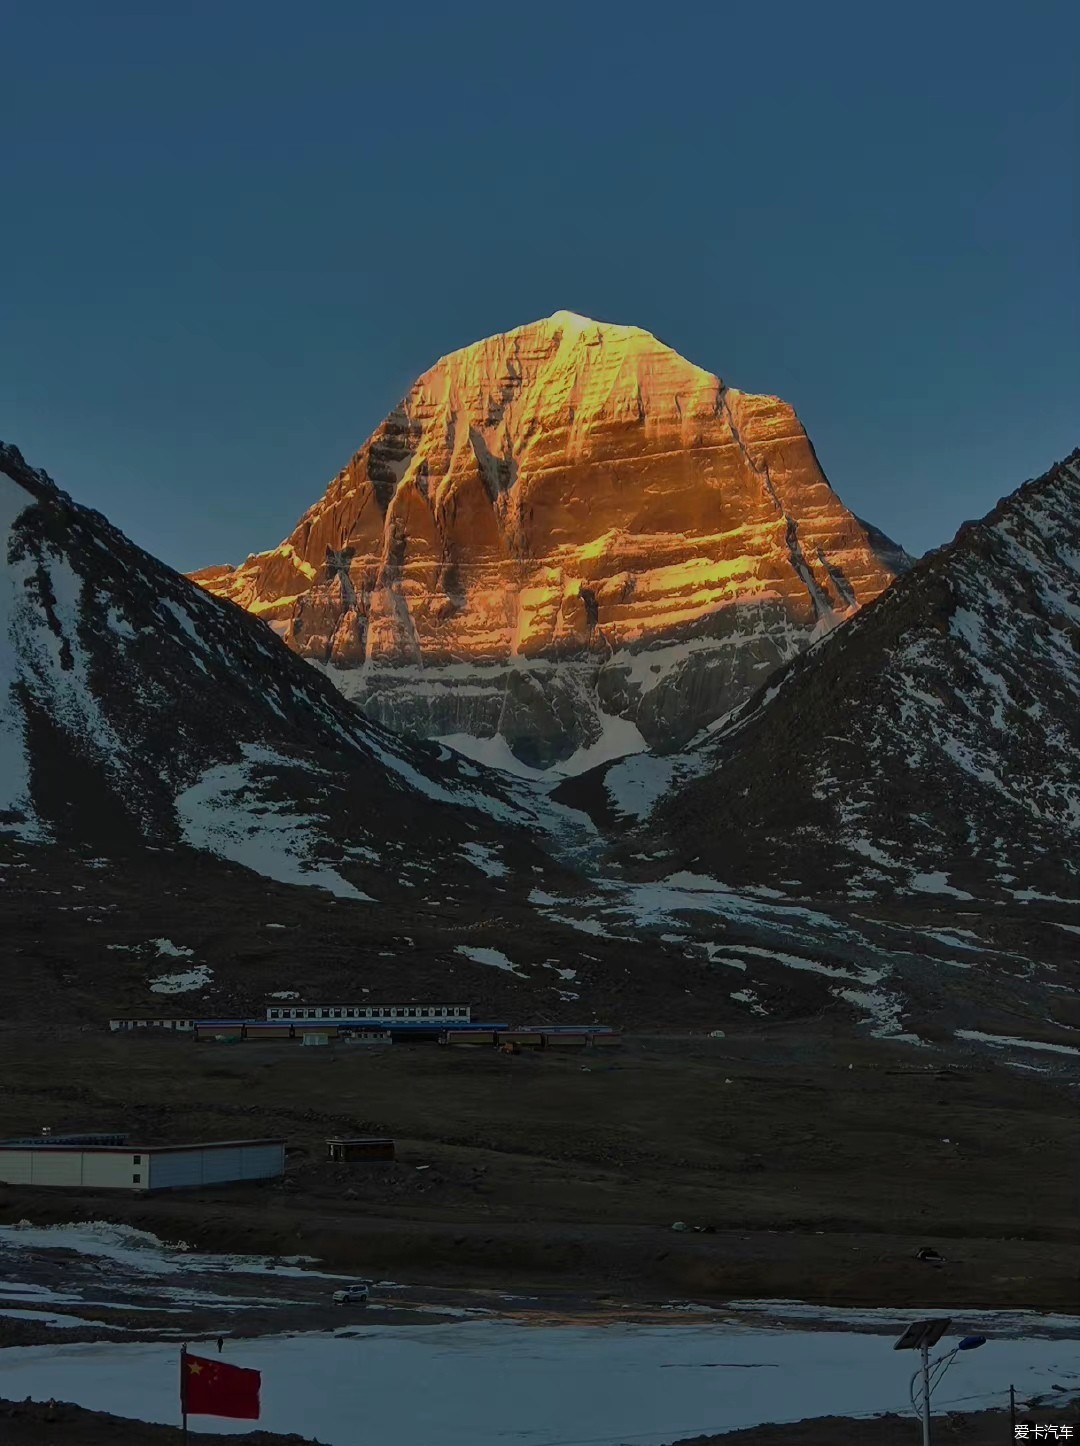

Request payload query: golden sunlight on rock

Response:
[190,313,908,768]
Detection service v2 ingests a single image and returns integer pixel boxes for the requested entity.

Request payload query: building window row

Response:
[266,1005,468,1021]
[113,1020,193,1029]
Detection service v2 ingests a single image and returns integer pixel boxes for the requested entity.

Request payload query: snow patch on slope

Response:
[955,1029,1080,1058]
[442,711,647,780]
[603,752,697,821]
[152,939,193,959]
[150,964,212,995]
[175,745,373,901]
[910,871,974,900]
[455,945,527,977]
[440,731,549,779]
[0,474,38,836]
[460,842,507,879]
[1,513,141,833]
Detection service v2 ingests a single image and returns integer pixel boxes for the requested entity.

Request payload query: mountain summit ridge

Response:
[400,310,719,406]
[191,314,909,768]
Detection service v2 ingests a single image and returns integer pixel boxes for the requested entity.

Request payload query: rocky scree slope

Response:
[192,312,908,769]
[634,448,1080,911]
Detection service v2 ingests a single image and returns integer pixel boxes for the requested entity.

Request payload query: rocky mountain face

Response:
[192,312,908,769]
[614,448,1080,912]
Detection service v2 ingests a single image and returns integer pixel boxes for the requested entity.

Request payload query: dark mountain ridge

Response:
[631,447,1080,909]
[0,442,510,850]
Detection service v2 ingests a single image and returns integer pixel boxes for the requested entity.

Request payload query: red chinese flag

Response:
[182,1351,261,1420]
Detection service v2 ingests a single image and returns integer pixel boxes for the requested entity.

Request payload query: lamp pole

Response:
[920,1341,931,1446]
[180,1341,189,1444]
[895,1318,986,1446]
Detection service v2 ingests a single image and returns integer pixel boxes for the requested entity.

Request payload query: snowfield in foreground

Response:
[0,1221,353,1282]
[0,1320,1074,1445]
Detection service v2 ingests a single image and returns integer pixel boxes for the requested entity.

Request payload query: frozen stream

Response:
[0,1319,1076,1445]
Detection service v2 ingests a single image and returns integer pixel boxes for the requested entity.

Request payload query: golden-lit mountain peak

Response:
[190,317,908,768]
[409,312,720,448]
[548,308,598,328]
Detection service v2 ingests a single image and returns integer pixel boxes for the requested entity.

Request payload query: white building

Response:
[341,1030,392,1046]
[265,1003,471,1023]
[0,1135,285,1192]
[108,1017,194,1032]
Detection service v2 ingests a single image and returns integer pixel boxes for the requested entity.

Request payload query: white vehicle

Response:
[332,1283,370,1305]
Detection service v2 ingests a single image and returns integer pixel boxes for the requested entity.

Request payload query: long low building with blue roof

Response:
[265,1002,473,1024]
[108,1006,619,1048]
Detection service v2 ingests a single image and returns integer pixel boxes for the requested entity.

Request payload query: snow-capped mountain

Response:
[5,440,1078,1058]
[623,448,1080,911]
[191,312,908,770]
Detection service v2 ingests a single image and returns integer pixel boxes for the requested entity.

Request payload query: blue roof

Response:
[194,1019,509,1029]
[520,1025,614,1032]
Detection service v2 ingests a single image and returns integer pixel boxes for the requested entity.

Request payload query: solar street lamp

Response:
[893,1319,985,1446]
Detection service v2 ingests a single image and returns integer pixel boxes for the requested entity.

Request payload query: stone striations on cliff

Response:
[191,312,909,769]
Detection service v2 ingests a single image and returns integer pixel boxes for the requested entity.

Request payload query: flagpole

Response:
[180,1342,189,1444]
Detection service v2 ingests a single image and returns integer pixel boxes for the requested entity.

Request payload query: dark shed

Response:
[326,1137,396,1163]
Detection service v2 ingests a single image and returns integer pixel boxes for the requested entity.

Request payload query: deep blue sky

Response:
[4,0,1077,570]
